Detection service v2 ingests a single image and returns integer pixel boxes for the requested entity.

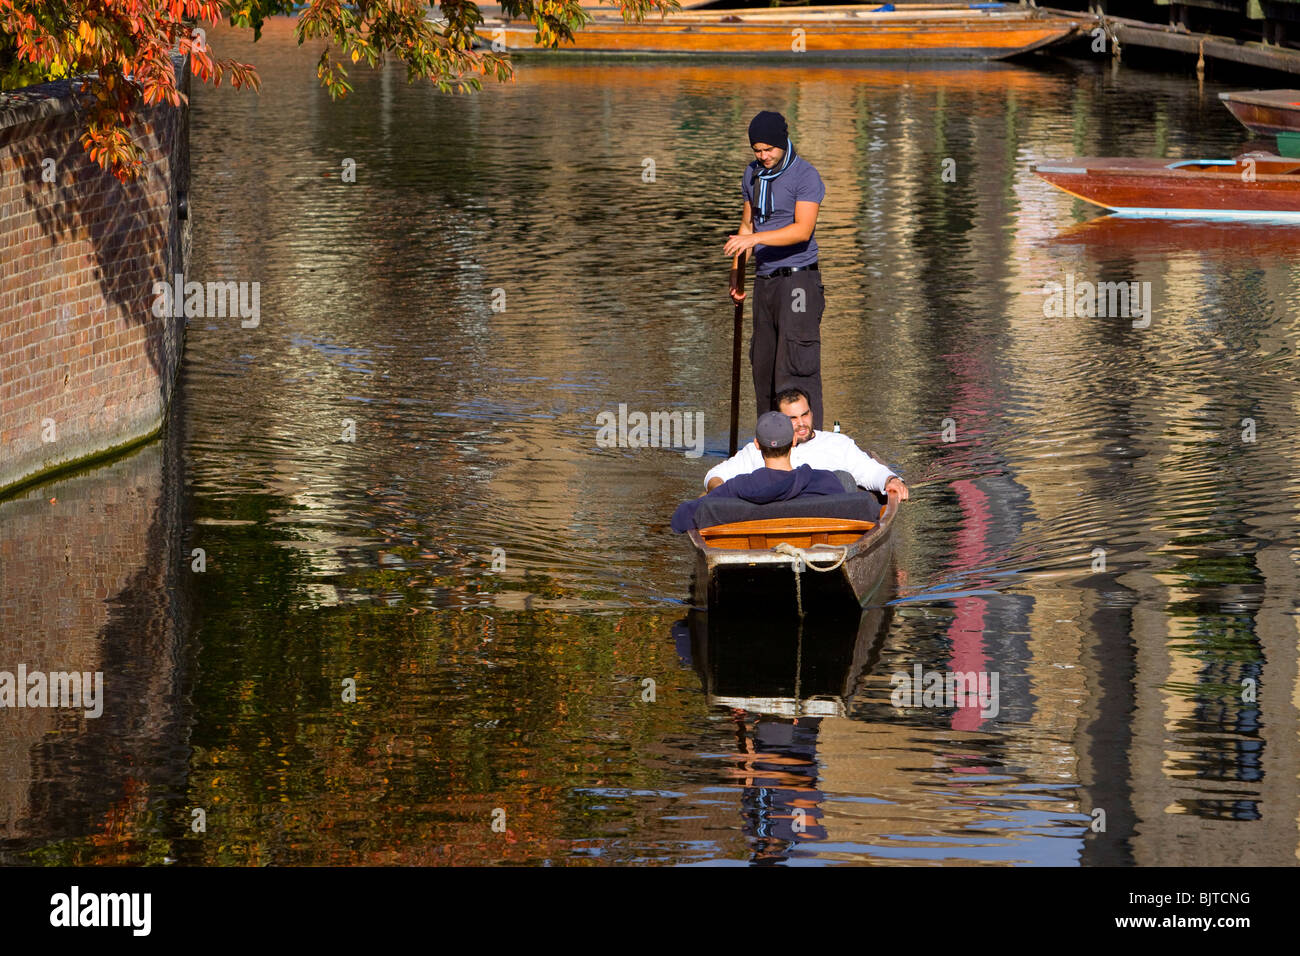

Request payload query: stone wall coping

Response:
[0,54,188,134]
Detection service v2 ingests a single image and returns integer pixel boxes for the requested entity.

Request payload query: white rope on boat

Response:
[773,543,849,617]
[773,542,849,573]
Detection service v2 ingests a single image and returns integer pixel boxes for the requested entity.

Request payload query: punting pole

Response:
[729,250,746,457]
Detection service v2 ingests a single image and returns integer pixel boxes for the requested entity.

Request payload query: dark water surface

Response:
[3,20,1299,865]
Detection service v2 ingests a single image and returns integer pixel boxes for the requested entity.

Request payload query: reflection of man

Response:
[671,411,844,533]
[725,110,828,429]
[737,714,829,862]
[705,387,909,500]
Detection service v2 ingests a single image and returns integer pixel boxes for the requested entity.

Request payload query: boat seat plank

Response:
[699,517,876,539]
[697,514,880,551]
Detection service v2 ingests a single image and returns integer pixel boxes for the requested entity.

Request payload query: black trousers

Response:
[750,269,825,429]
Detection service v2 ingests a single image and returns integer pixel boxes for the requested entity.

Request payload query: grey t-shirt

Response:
[741,155,826,275]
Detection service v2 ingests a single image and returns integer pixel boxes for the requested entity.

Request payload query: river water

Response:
[2,19,1298,866]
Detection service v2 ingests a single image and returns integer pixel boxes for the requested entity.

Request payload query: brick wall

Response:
[0,58,190,495]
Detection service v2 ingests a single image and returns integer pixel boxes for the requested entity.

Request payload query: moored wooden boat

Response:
[687,488,900,612]
[1219,89,1300,136]
[1032,153,1300,220]
[481,4,1083,60]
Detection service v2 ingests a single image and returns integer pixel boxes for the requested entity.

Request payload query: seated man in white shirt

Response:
[705,386,910,499]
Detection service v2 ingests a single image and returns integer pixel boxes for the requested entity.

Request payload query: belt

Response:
[758,262,818,278]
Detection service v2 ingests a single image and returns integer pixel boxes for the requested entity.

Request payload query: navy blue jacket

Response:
[671,464,845,533]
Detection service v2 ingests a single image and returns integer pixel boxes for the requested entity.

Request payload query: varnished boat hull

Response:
[1034,155,1300,220]
[1220,90,1300,136]
[485,9,1082,60]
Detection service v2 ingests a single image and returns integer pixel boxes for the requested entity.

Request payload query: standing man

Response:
[724,110,827,430]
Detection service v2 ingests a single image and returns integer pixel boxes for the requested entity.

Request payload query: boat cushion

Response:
[694,488,883,529]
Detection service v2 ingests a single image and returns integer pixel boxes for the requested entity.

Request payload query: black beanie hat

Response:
[748,110,788,149]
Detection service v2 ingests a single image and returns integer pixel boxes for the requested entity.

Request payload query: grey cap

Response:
[756,411,794,449]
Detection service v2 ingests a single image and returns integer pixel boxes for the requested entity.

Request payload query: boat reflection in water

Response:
[673,599,892,864]
[1043,212,1300,258]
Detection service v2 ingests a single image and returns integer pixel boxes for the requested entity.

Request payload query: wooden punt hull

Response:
[687,492,899,612]
[1033,154,1300,221]
[1219,90,1300,136]
[484,6,1082,60]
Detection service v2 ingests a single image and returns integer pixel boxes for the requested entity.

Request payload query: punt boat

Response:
[687,487,900,613]
[1219,89,1300,136]
[1032,153,1300,220]
[480,4,1084,61]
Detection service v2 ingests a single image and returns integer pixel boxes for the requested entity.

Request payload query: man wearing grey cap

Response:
[671,411,845,532]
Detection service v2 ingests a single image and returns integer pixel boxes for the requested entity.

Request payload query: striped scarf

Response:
[752,139,797,226]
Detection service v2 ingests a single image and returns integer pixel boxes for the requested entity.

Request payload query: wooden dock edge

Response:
[1042,6,1300,75]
